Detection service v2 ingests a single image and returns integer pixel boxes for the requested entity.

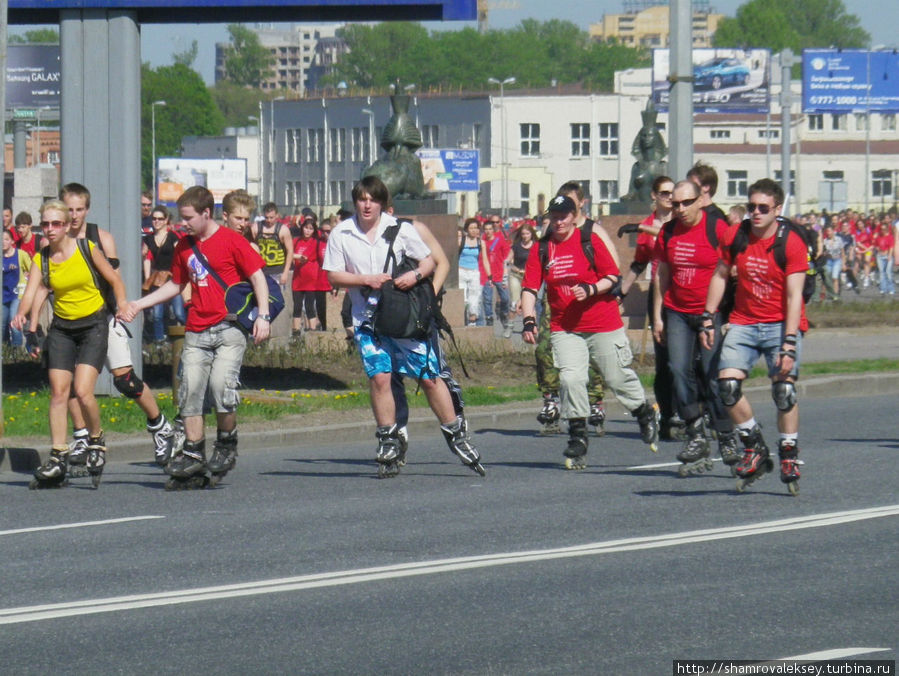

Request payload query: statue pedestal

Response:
[393,199,448,216]
[609,200,651,216]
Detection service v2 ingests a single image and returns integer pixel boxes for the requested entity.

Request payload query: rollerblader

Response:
[536,392,562,435]
[323,176,485,479]
[702,178,810,496]
[522,194,660,470]
[120,187,272,490]
[30,447,70,489]
[653,179,738,477]
[13,200,126,492]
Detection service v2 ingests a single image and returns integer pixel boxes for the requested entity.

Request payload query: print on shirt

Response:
[187,253,210,286]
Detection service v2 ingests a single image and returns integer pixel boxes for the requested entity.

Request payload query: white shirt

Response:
[323,212,431,326]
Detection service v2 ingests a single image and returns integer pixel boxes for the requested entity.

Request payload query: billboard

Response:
[803,49,899,113]
[157,158,247,206]
[652,48,771,114]
[6,45,60,109]
[417,148,480,192]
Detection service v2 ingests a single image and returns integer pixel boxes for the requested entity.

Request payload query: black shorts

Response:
[46,311,109,373]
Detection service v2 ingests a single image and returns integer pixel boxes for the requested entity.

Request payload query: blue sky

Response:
[13,0,899,84]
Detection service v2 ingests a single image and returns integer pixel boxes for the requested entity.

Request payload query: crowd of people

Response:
[7,162,899,493]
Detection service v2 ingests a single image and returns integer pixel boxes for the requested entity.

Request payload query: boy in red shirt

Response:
[120,186,271,488]
[481,216,511,336]
[701,178,808,495]
[521,195,659,469]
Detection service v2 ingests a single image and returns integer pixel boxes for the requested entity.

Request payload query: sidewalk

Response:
[2,327,898,471]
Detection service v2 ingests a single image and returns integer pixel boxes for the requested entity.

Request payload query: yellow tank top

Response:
[33,242,106,321]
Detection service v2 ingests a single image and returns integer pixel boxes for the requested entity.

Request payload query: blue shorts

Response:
[355,326,440,380]
[719,322,801,379]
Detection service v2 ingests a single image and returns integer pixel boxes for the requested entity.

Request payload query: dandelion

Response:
[487,386,495,390]
[29,392,36,397]
[8,417,14,422]
[290,393,298,399]
[114,402,120,407]
[110,417,117,423]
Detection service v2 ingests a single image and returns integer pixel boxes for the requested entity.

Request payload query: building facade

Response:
[589,1,724,48]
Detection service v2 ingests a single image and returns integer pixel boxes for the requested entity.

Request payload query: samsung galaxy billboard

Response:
[6,45,60,109]
[652,48,771,114]
[803,49,899,113]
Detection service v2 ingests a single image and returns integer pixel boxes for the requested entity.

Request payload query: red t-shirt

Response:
[171,225,265,332]
[874,233,894,254]
[522,230,622,333]
[855,230,873,253]
[633,212,665,278]
[719,226,809,329]
[17,235,38,258]
[654,211,729,315]
[481,233,510,283]
[292,237,324,292]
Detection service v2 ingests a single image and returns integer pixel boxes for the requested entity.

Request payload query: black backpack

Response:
[729,216,817,304]
[372,221,437,341]
[538,219,597,274]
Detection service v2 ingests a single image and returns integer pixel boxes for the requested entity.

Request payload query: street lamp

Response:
[268,96,285,203]
[488,76,515,219]
[151,100,166,202]
[247,115,259,198]
[361,108,376,164]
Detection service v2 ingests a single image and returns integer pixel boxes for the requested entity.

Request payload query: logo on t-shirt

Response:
[187,253,210,286]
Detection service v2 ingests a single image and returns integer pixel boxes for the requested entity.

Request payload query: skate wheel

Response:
[28,479,39,490]
[677,465,689,477]
[729,465,738,477]
[471,462,486,477]
[787,481,799,497]
[90,474,103,489]
[564,457,586,470]
[735,478,748,493]
[377,462,399,479]
[648,442,659,453]
[704,459,715,471]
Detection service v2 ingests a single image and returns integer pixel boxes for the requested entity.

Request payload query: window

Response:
[710,129,731,139]
[307,182,315,204]
[598,123,618,157]
[822,170,844,181]
[882,114,897,131]
[316,181,324,205]
[330,180,341,204]
[808,114,824,131]
[570,123,590,157]
[726,170,748,198]
[872,170,892,198]
[831,114,847,131]
[422,125,439,149]
[856,113,869,131]
[774,170,795,196]
[351,127,369,162]
[473,123,482,148]
[47,150,60,164]
[520,123,540,157]
[329,128,346,162]
[598,180,618,201]
[306,128,322,162]
[758,129,779,139]
[520,183,530,212]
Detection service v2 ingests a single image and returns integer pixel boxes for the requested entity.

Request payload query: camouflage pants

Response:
[534,295,604,400]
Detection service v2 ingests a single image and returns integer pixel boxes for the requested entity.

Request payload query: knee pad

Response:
[772,381,797,412]
[718,378,742,407]
[113,369,145,400]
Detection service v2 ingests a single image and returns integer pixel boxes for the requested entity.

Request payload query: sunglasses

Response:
[656,190,673,198]
[488,220,501,225]
[746,203,773,214]
[151,216,168,222]
[671,197,698,209]
[141,202,152,208]
[40,220,67,229]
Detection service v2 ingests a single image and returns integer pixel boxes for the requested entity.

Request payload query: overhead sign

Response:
[9,0,476,22]
[157,158,248,206]
[652,48,771,114]
[803,49,899,113]
[417,149,480,192]
[6,45,60,109]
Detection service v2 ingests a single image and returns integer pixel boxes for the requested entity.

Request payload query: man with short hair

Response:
[120,186,271,488]
[701,178,808,495]
[653,180,740,475]
[686,161,729,226]
[481,215,511,336]
[323,175,485,479]
[15,211,46,257]
[252,202,293,287]
[140,190,154,235]
[522,195,660,469]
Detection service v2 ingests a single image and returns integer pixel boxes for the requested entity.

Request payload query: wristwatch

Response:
[258,314,272,322]
[414,270,422,281]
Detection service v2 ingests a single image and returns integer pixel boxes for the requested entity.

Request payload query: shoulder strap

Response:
[381,224,401,275]
[705,214,719,249]
[729,218,753,258]
[85,222,103,252]
[189,238,229,291]
[662,220,677,247]
[40,245,50,289]
[75,238,105,294]
[580,223,597,274]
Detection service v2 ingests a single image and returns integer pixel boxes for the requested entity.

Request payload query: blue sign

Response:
[6,45,60,109]
[803,49,899,113]
[9,0,476,21]
[416,149,480,192]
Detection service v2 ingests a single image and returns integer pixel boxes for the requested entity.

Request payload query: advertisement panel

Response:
[416,148,480,192]
[652,48,771,114]
[157,158,247,206]
[803,49,899,113]
[6,45,60,109]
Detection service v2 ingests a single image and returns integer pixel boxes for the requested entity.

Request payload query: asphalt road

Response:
[1,394,896,675]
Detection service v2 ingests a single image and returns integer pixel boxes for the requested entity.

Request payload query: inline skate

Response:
[735,425,774,492]
[537,393,561,435]
[441,416,486,476]
[563,418,588,470]
[676,417,713,476]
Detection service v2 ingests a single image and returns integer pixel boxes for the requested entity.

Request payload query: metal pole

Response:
[322,97,328,208]
[488,76,515,219]
[766,55,772,177]
[0,0,7,434]
[780,49,794,205]
[151,100,166,203]
[258,100,265,201]
[865,50,871,215]
[362,108,375,165]
[668,0,693,181]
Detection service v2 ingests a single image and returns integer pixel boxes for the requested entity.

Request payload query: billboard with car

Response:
[652,48,771,114]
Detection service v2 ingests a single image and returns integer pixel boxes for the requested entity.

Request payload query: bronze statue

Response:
[362,85,426,199]
[620,99,668,205]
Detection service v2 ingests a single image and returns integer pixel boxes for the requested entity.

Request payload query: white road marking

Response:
[0,516,164,537]
[627,458,723,470]
[1,505,897,625]
[779,648,892,660]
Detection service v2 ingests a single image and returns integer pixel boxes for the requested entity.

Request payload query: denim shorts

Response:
[354,326,440,379]
[719,322,801,378]
[179,322,248,417]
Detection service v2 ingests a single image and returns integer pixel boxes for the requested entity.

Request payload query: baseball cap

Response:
[547,194,577,214]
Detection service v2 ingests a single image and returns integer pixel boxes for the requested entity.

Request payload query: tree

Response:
[172,40,199,69]
[222,24,275,88]
[210,81,284,128]
[9,28,59,44]
[713,0,869,52]
[141,63,225,189]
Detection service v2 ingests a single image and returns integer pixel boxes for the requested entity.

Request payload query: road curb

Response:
[3,371,898,472]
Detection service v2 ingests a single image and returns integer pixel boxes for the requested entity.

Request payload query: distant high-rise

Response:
[589,2,724,48]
